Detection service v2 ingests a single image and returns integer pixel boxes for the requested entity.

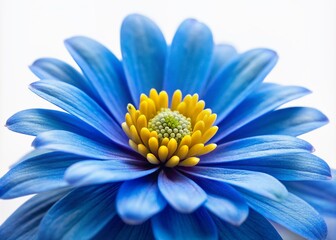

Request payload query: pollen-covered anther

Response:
[122,89,218,167]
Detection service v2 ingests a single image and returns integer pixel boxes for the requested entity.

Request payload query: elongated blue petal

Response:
[38,184,119,239]
[0,189,69,240]
[207,44,237,88]
[93,216,154,240]
[213,84,310,143]
[203,49,278,123]
[285,171,336,216]
[121,14,167,105]
[29,80,127,146]
[0,151,81,199]
[6,109,109,142]
[158,169,207,213]
[65,160,157,186]
[182,167,287,201]
[65,36,131,123]
[164,19,213,96]
[152,206,217,240]
[196,178,249,225]
[30,57,93,95]
[212,210,282,239]
[242,191,327,240]
[200,135,312,164]
[226,107,329,141]
[117,176,167,224]
[32,130,129,159]
[225,152,331,181]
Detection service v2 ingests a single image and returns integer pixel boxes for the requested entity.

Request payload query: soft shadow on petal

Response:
[212,209,282,240]
[65,36,131,123]
[152,206,218,240]
[182,167,288,201]
[0,151,82,199]
[121,14,167,105]
[213,84,310,143]
[164,18,213,96]
[203,48,278,123]
[158,169,207,213]
[241,191,328,240]
[0,189,70,240]
[117,175,167,224]
[225,107,329,141]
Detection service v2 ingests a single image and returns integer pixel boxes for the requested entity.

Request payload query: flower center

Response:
[122,89,218,168]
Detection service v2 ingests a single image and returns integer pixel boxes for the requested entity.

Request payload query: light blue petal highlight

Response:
[213,84,310,143]
[182,167,287,201]
[203,48,278,123]
[207,44,237,89]
[6,108,109,142]
[30,57,93,97]
[197,179,249,226]
[152,206,217,240]
[65,160,157,186]
[225,152,331,181]
[0,189,69,240]
[121,14,167,105]
[158,169,207,213]
[65,36,131,123]
[32,130,129,159]
[285,171,336,216]
[29,80,127,146]
[212,210,282,239]
[164,19,213,96]
[200,135,313,164]
[38,184,119,239]
[227,107,329,141]
[117,176,167,224]
[242,191,328,240]
[0,151,80,199]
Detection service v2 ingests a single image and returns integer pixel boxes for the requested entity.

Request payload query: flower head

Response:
[0,14,332,239]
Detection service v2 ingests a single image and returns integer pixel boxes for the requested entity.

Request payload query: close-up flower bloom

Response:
[0,14,334,239]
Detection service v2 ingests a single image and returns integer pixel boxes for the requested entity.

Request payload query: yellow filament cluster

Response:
[122,89,218,167]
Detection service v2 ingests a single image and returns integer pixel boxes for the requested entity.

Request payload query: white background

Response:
[0,0,335,226]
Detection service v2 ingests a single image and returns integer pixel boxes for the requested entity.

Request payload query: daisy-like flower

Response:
[0,14,333,239]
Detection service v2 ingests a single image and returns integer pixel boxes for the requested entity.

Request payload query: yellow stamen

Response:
[122,89,218,167]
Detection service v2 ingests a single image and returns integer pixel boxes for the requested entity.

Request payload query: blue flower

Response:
[0,14,332,239]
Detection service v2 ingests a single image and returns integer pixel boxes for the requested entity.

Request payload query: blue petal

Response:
[285,171,336,216]
[241,191,328,240]
[212,209,282,240]
[121,14,167,105]
[152,206,217,240]
[224,152,331,181]
[158,169,207,213]
[0,151,81,199]
[30,57,93,96]
[65,36,131,123]
[32,130,129,159]
[117,175,167,224]
[6,109,109,142]
[38,184,120,239]
[213,84,310,143]
[30,79,127,147]
[200,135,312,164]
[196,178,249,225]
[164,19,213,96]
[92,216,154,240]
[65,160,157,186]
[207,44,238,89]
[226,107,329,141]
[0,189,69,240]
[203,48,278,123]
[182,167,288,201]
